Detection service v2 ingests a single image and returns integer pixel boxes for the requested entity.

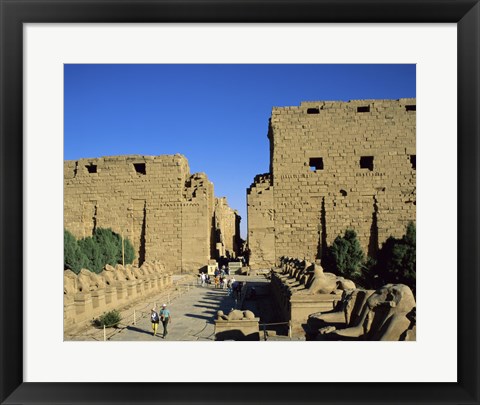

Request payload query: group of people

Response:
[198,272,210,287]
[196,267,243,299]
[150,304,171,338]
[148,267,249,340]
[197,265,230,289]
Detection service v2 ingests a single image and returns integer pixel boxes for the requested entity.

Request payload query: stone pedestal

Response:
[126,281,138,300]
[74,292,94,322]
[290,293,341,336]
[143,278,151,295]
[116,282,127,304]
[150,277,158,293]
[64,295,76,327]
[136,280,145,297]
[214,318,260,341]
[91,289,106,313]
[157,275,164,290]
[105,286,118,310]
[150,276,159,293]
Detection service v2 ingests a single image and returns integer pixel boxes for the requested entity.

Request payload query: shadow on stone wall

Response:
[215,330,260,341]
[368,195,379,258]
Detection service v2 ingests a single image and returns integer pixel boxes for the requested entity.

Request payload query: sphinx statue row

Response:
[64,261,173,329]
[308,284,416,341]
[270,257,416,340]
[274,256,357,294]
[270,257,357,328]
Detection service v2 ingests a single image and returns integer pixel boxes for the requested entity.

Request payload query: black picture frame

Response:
[1,1,479,404]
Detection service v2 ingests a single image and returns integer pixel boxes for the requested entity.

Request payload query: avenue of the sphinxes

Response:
[64,98,416,341]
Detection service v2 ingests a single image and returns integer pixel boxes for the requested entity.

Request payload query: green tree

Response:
[64,229,88,274]
[93,228,135,266]
[93,228,122,267]
[78,236,104,273]
[376,222,416,292]
[123,238,135,265]
[67,227,136,273]
[327,229,365,279]
[357,256,379,289]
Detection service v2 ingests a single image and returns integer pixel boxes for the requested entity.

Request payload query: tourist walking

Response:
[228,277,235,296]
[159,303,171,338]
[150,307,160,337]
[201,272,206,287]
[235,281,243,300]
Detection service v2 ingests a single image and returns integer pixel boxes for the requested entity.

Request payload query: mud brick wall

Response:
[64,155,238,273]
[214,197,240,258]
[182,173,214,270]
[248,99,416,269]
[247,173,275,268]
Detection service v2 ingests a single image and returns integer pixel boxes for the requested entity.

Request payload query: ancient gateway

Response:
[247,98,416,269]
[64,98,416,339]
[65,98,415,274]
[64,155,241,273]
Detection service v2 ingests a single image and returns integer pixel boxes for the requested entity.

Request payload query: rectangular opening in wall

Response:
[410,155,416,170]
[134,163,146,175]
[405,105,416,112]
[307,108,320,114]
[309,157,324,171]
[85,164,97,174]
[357,106,370,113]
[360,156,374,171]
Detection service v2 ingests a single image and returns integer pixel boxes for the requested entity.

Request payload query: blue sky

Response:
[64,64,416,238]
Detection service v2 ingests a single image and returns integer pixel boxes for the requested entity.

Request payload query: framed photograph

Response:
[1,0,478,404]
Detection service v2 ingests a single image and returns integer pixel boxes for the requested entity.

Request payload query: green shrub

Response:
[95,310,121,328]
[78,236,104,274]
[93,228,136,268]
[64,229,88,274]
[123,237,135,265]
[327,229,365,280]
[93,228,122,267]
[65,227,136,274]
[356,256,379,289]
[376,222,416,292]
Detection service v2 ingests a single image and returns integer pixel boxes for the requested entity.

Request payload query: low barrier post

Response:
[133,309,136,326]
[103,325,106,341]
[288,321,292,339]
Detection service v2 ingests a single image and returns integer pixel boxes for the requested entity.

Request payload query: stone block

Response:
[214,318,260,341]
[91,289,106,312]
[74,292,94,322]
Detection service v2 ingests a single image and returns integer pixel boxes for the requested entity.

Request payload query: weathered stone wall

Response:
[64,154,238,273]
[246,173,275,268]
[248,99,416,269]
[214,197,241,259]
[182,173,214,270]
